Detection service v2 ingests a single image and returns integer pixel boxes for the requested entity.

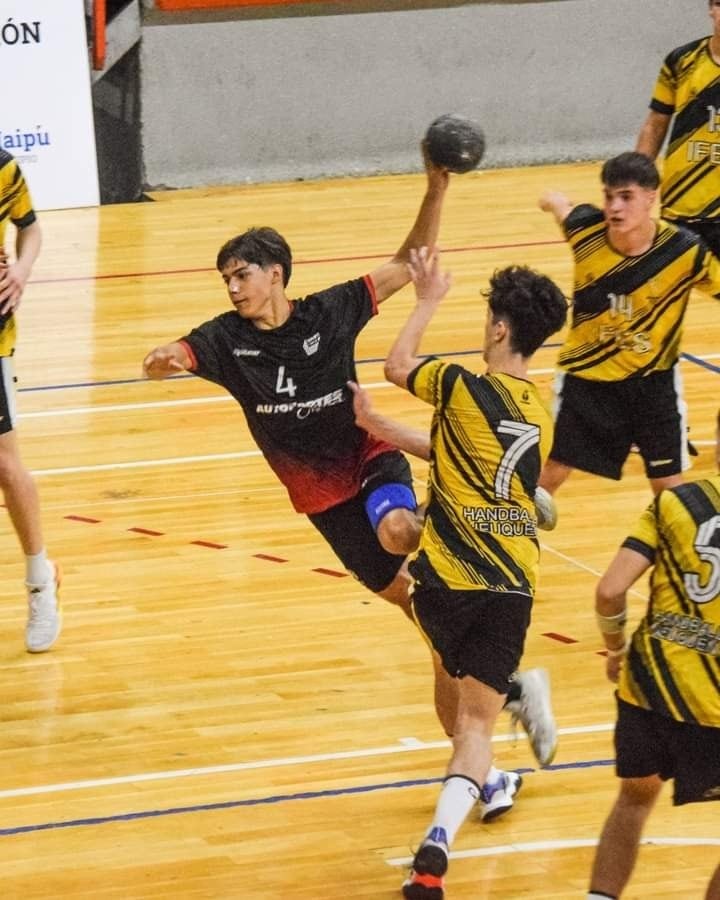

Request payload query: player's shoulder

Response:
[0,148,19,176]
[665,36,708,71]
[565,203,603,232]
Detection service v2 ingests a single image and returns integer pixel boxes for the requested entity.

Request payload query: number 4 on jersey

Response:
[275,365,297,398]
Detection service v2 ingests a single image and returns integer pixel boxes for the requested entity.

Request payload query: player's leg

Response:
[589,697,669,898]
[361,450,422,556]
[587,775,662,898]
[0,357,61,652]
[403,588,528,898]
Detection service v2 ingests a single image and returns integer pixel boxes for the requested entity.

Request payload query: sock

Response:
[587,892,617,899]
[26,550,52,586]
[484,765,501,786]
[504,677,522,705]
[425,774,481,848]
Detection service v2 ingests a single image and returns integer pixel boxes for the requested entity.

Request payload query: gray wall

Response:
[140,0,709,189]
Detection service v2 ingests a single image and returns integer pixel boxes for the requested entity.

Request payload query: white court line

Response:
[31,450,262,476]
[386,836,720,867]
[540,544,647,600]
[0,723,612,801]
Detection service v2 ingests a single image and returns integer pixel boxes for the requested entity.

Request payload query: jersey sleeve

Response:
[0,152,36,230]
[563,204,604,244]
[692,242,720,300]
[179,318,226,385]
[648,55,676,116]
[621,499,659,562]
[308,276,377,337]
[407,356,452,408]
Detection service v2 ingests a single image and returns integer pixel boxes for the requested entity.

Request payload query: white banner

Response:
[0,0,99,209]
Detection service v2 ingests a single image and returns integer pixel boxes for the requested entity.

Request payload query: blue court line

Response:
[681,351,720,374]
[9,342,548,395]
[15,348,717,396]
[0,758,614,838]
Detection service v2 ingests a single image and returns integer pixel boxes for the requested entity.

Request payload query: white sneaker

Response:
[25,562,62,653]
[534,486,558,531]
[505,668,557,766]
[479,770,522,823]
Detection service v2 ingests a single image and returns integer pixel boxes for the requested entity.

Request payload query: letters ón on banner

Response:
[1,0,99,209]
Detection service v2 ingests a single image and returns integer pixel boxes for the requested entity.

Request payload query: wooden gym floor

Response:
[0,161,718,898]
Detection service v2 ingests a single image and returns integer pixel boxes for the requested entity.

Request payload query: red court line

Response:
[65,514,101,524]
[253,553,289,563]
[190,540,228,550]
[31,240,562,286]
[311,567,349,578]
[542,632,578,644]
[128,527,165,536]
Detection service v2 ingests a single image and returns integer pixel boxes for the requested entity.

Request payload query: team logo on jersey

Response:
[303,333,320,356]
[232,348,260,357]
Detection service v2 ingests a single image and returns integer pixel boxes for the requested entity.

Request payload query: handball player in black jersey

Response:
[143,146,556,792]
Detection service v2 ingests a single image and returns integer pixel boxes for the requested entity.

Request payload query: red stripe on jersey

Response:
[363,273,378,315]
[180,339,198,371]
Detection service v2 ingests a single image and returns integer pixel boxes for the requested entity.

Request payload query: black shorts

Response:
[615,696,720,805]
[670,218,720,259]
[411,585,532,695]
[0,356,16,436]
[550,368,688,480]
[307,451,414,593]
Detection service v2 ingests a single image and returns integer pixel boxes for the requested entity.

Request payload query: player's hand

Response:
[0,260,30,315]
[143,348,187,380]
[407,246,451,305]
[347,380,374,431]
[421,139,450,188]
[605,650,625,684]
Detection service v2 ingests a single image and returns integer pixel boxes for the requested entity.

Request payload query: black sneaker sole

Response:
[402,844,448,899]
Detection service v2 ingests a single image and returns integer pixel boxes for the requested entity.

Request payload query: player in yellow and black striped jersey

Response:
[407,361,553,597]
[0,149,38,356]
[0,149,61,654]
[382,249,567,899]
[588,411,720,900]
[637,0,720,257]
[539,152,720,502]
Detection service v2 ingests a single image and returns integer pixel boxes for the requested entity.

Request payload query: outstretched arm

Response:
[383,246,451,389]
[636,109,671,160]
[348,380,431,460]
[538,190,574,228]
[368,146,450,303]
[143,341,193,380]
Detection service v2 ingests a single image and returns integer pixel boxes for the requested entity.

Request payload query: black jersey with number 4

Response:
[181,276,394,514]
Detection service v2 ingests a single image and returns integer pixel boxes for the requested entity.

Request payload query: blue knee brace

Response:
[365,483,417,532]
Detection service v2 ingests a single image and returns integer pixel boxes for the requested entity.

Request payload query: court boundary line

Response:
[0,724,614,801]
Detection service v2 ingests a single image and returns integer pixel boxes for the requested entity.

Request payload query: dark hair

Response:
[485,265,568,358]
[216,227,293,286]
[601,152,659,190]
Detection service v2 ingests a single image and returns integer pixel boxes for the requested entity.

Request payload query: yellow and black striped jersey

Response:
[619,476,720,727]
[649,37,720,221]
[406,357,553,594]
[0,150,36,356]
[558,204,720,381]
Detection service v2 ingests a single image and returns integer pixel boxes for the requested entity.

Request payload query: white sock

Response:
[25,550,52,586]
[484,765,501,786]
[587,892,617,899]
[425,774,480,848]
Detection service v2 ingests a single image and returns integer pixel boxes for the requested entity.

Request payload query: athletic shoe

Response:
[25,562,62,653]
[505,668,557,766]
[478,770,523,823]
[402,831,449,900]
[534,486,557,531]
